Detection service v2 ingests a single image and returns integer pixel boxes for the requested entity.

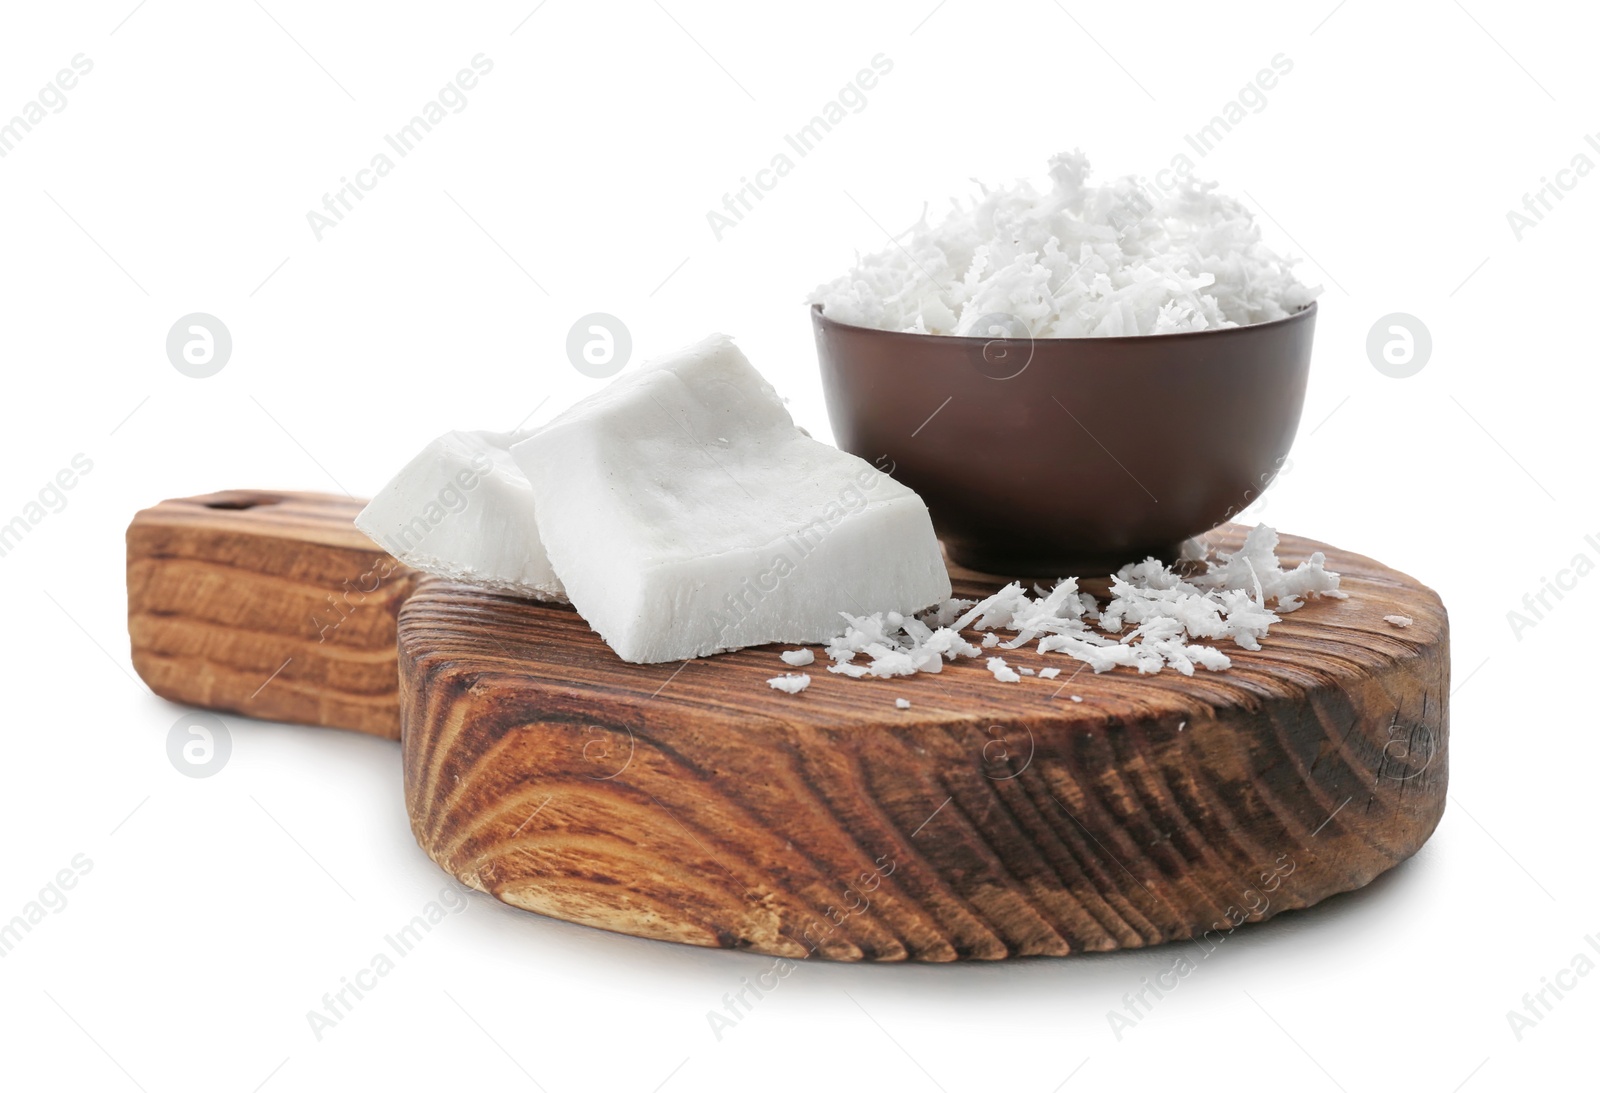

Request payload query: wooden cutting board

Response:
[127,490,1449,961]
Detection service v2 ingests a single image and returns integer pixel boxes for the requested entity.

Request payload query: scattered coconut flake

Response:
[1193,525,1345,613]
[1384,614,1414,628]
[811,151,1320,338]
[767,674,811,694]
[895,698,911,709]
[922,598,976,627]
[987,657,1022,682]
[1070,695,1083,703]
[1018,667,1035,676]
[792,524,1342,687]
[780,648,815,667]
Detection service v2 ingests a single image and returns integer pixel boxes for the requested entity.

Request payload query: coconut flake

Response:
[780,648,815,667]
[1384,614,1414,628]
[987,657,1022,683]
[768,674,811,694]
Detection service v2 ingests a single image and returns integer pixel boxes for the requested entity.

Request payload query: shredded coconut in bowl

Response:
[810,151,1320,338]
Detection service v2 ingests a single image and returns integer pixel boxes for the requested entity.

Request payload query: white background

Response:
[0,1,1594,1090]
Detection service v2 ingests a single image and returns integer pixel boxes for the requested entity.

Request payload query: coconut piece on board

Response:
[356,429,565,600]
[511,333,950,664]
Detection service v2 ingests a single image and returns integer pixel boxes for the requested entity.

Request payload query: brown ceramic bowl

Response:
[812,302,1316,574]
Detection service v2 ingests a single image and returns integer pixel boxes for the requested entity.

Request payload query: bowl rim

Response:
[810,299,1317,345]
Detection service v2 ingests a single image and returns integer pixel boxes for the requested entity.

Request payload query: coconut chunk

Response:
[511,334,951,664]
[355,429,564,600]
[768,674,811,694]
[780,648,815,667]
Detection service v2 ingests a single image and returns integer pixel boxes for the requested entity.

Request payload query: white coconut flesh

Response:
[511,333,951,664]
[355,429,565,601]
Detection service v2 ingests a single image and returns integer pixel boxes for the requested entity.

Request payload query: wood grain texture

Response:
[399,526,1449,962]
[127,490,418,737]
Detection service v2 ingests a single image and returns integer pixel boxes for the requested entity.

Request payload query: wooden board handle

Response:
[126,490,418,737]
